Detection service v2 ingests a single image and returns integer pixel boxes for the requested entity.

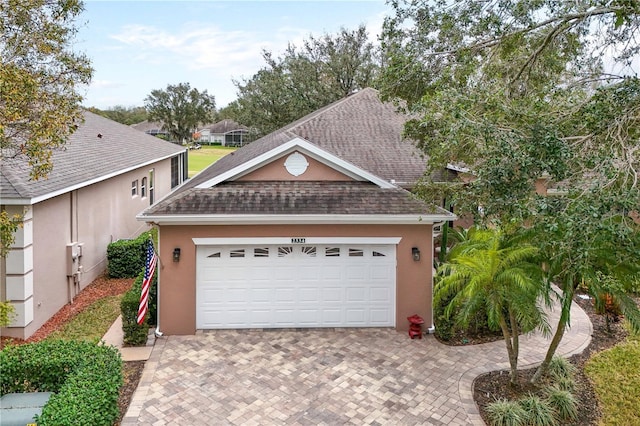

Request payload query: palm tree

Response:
[435,227,549,386]
[530,207,640,384]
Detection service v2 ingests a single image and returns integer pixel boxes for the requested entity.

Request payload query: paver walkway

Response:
[122,299,592,425]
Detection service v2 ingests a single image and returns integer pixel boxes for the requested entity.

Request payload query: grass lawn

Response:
[46,295,122,343]
[188,145,236,177]
[585,332,640,425]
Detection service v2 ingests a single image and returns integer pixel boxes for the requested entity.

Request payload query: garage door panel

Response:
[250,288,271,303]
[345,265,367,280]
[370,287,392,301]
[196,244,396,329]
[369,308,392,324]
[275,288,296,303]
[321,266,342,279]
[346,309,366,324]
[298,309,321,324]
[322,287,343,302]
[299,287,319,302]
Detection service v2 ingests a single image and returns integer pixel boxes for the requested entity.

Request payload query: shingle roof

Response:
[1,111,186,202]
[186,88,427,190]
[202,119,248,134]
[130,120,166,133]
[145,181,449,216]
[138,88,455,222]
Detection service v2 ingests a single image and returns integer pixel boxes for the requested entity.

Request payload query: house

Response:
[137,88,456,335]
[131,120,170,140]
[1,111,188,339]
[196,119,250,147]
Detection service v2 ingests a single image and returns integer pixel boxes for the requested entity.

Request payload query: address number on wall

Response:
[291,238,306,244]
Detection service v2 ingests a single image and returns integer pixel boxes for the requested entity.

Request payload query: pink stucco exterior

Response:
[1,158,177,339]
[155,223,434,335]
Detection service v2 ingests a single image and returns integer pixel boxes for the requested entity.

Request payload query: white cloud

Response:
[90,79,125,89]
[109,24,280,76]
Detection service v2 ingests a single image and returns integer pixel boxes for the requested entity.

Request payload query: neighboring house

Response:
[137,88,456,335]
[1,111,188,340]
[196,119,250,147]
[131,120,170,140]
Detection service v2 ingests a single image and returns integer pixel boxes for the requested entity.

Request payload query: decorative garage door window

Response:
[201,246,392,258]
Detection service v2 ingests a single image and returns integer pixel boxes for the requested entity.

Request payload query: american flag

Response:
[137,241,157,325]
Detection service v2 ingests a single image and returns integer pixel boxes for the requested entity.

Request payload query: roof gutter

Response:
[137,213,457,226]
[2,150,186,206]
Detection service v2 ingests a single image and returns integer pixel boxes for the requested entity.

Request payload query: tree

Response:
[435,227,549,386]
[229,25,379,136]
[380,0,640,383]
[1,0,92,253]
[144,83,215,143]
[87,105,148,125]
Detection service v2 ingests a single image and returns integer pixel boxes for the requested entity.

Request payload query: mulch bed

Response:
[0,275,144,423]
[473,293,635,425]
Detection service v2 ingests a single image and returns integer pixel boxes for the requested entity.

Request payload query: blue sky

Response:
[77,1,390,109]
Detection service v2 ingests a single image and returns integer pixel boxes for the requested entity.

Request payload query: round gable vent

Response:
[284,152,309,176]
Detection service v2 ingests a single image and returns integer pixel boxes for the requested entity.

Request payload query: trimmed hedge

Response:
[121,270,157,345]
[0,340,122,426]
[107,230,155,278]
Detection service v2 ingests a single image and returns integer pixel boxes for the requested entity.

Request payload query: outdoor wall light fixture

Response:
[173,247,181,262]
[412,247,421,261]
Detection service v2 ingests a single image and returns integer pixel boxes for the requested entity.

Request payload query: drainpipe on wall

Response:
[152,223,163,338]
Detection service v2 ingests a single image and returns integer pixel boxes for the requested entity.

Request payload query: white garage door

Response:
[196,243,396,329]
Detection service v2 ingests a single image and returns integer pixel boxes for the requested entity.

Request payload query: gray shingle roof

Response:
[1,111,186,202]
[130,120,166,133]
[202,119,248,134]
[186,88,427,190]
[145,181,449,216]
[138,88,455,221]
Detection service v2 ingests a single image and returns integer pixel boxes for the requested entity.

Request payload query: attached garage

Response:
[195,238,398,329]
[138,89,457,335]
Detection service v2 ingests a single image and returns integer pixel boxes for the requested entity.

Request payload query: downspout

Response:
[152,223,163,337]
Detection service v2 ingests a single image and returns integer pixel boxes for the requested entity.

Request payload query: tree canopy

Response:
[1,0,92,258]
[87,105,148,126]
[227,25,379,137]
[1,0,93,180]
[381,0,640,382]
[144,82,216,144]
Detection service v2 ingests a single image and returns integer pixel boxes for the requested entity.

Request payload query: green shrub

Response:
[547,356,576,381]
[106,230,154,278]
[486,398,527,426]
[434,288,456,341]
[546,386,578,421]
[519,394,556,426]
[0,340,122,426]
[552,375,575,392]
[120,271,150,345]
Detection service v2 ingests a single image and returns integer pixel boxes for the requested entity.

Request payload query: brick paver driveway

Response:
[123,300,591,425]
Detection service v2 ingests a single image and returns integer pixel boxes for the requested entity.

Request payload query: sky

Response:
[77,1,391,109]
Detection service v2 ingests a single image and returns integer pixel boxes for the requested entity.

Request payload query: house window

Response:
[141,177,147,198]
[149,169,155,204]
[131,180,138,197]
[230,249,245,258]
[301,246,316,257]
[325,247,340,257]
[349,248,364,257]
[170,153,188,188]
[278,246,293,257]
[254,248,269,257]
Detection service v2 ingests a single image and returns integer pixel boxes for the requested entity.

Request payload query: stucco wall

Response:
[2,157,177,339]
[156,223,434,335]
[238,153,353,181]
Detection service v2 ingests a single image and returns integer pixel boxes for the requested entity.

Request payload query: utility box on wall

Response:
[66,242,83,276]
